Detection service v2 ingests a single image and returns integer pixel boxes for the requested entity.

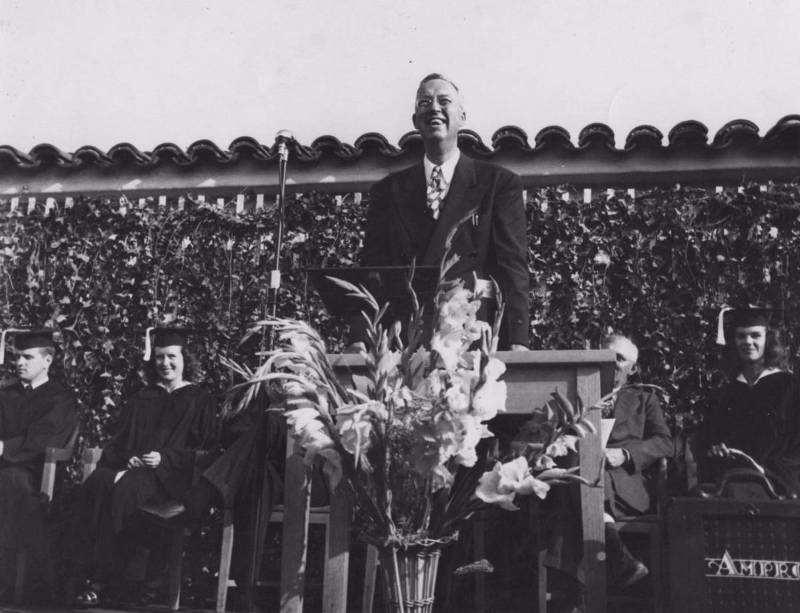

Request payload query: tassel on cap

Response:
[143,326,155,361]
[0,330,9,366]
[716,307,732,346]
[0,328,26,365]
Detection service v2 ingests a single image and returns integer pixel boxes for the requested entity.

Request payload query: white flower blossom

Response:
[475,457,551,511]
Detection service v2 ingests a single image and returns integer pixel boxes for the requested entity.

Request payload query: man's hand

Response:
[142,451,162,468]
[605,448,627,468]
[510,344,529,352]
[345,342,366,354]
[127,456,144,468]
[709,443,732,458]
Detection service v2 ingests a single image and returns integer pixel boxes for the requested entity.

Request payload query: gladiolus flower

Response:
[444,372,475,414]
[475,457,551,510]
[337,407,376,459]
[411,417,459,488]
[376,350,401,378]
[546,434,579,457]
[472,379,506,421]
[453,414,488,467]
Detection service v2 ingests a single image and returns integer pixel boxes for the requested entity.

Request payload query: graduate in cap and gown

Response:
[703,307,800,498]
[0,328,78,596]
[72,327,218,606]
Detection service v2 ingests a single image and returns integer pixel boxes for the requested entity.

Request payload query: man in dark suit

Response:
[351,73,529,351]
[601,334,673,586]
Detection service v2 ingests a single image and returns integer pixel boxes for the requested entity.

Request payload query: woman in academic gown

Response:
[704,308,800,498]
[72,328,218,606]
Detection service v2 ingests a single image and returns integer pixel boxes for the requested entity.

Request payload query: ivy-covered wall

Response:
[2,182,799,451]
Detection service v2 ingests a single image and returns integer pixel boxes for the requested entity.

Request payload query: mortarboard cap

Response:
[143,327,196,361]
[716,306,779,346]
[0,328,56,365]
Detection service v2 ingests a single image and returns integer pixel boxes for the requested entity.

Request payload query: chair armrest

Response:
[654,456,669,515]
[191,448,220,484]
[45,445,74,463]
[81,447,104,483]
[40,425,81,499]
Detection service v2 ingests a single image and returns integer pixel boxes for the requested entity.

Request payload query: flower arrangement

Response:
[223,257,598,548]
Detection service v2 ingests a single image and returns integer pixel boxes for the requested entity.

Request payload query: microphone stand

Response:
[265,130,291,344]
[245,130,292,611]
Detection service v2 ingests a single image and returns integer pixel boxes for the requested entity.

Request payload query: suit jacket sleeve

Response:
[490,171,529,347]
[349,178,392,344]
[361,178,393,267]
[618,390,673,472]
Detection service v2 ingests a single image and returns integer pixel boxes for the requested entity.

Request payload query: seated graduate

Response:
[0,328,78,598]
[702,307,800,498]
[71,327,218,606]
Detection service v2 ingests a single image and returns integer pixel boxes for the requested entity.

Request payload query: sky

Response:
[1,0,799,152]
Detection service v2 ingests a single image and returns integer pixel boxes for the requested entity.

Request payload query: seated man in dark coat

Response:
[0,328,78,597]
[545,334,672,609]
[600,334,673,586]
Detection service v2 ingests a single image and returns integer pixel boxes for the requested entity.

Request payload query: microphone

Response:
[275,129,294,162]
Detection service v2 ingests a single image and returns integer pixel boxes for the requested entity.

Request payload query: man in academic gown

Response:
[0,329,78,595]
[350,73,530,351]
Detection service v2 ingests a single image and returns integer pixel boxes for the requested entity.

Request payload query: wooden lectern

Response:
[276,349,615,613]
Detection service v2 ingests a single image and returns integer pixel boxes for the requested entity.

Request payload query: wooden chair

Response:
[528,456,669,613]
[13,422,80,603]
[81,447,234,612]
[241,436,354,613]
[608,456,669,613]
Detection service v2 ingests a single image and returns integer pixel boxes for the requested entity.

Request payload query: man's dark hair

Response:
[143,346,203,385]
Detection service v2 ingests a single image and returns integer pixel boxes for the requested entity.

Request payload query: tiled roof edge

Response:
[2,117,799,170]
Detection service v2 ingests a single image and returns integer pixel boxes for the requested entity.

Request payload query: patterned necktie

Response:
[426,165,445,220]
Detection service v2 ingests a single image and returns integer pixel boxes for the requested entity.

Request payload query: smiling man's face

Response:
[412,78,465,152]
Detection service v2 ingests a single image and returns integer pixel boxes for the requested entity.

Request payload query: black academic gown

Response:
[73,383,217,581]
[353,155,530,348]
[0,380,77,550]
[703,370,800,497]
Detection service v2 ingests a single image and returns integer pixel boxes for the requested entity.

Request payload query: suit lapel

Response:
[423,155,481,265]
[392,163,434,260]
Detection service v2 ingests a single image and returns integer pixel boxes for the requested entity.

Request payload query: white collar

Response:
[158,380,192,393]
[424,150,460,190]
[23,376,49,390]
[736,367,782,386]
